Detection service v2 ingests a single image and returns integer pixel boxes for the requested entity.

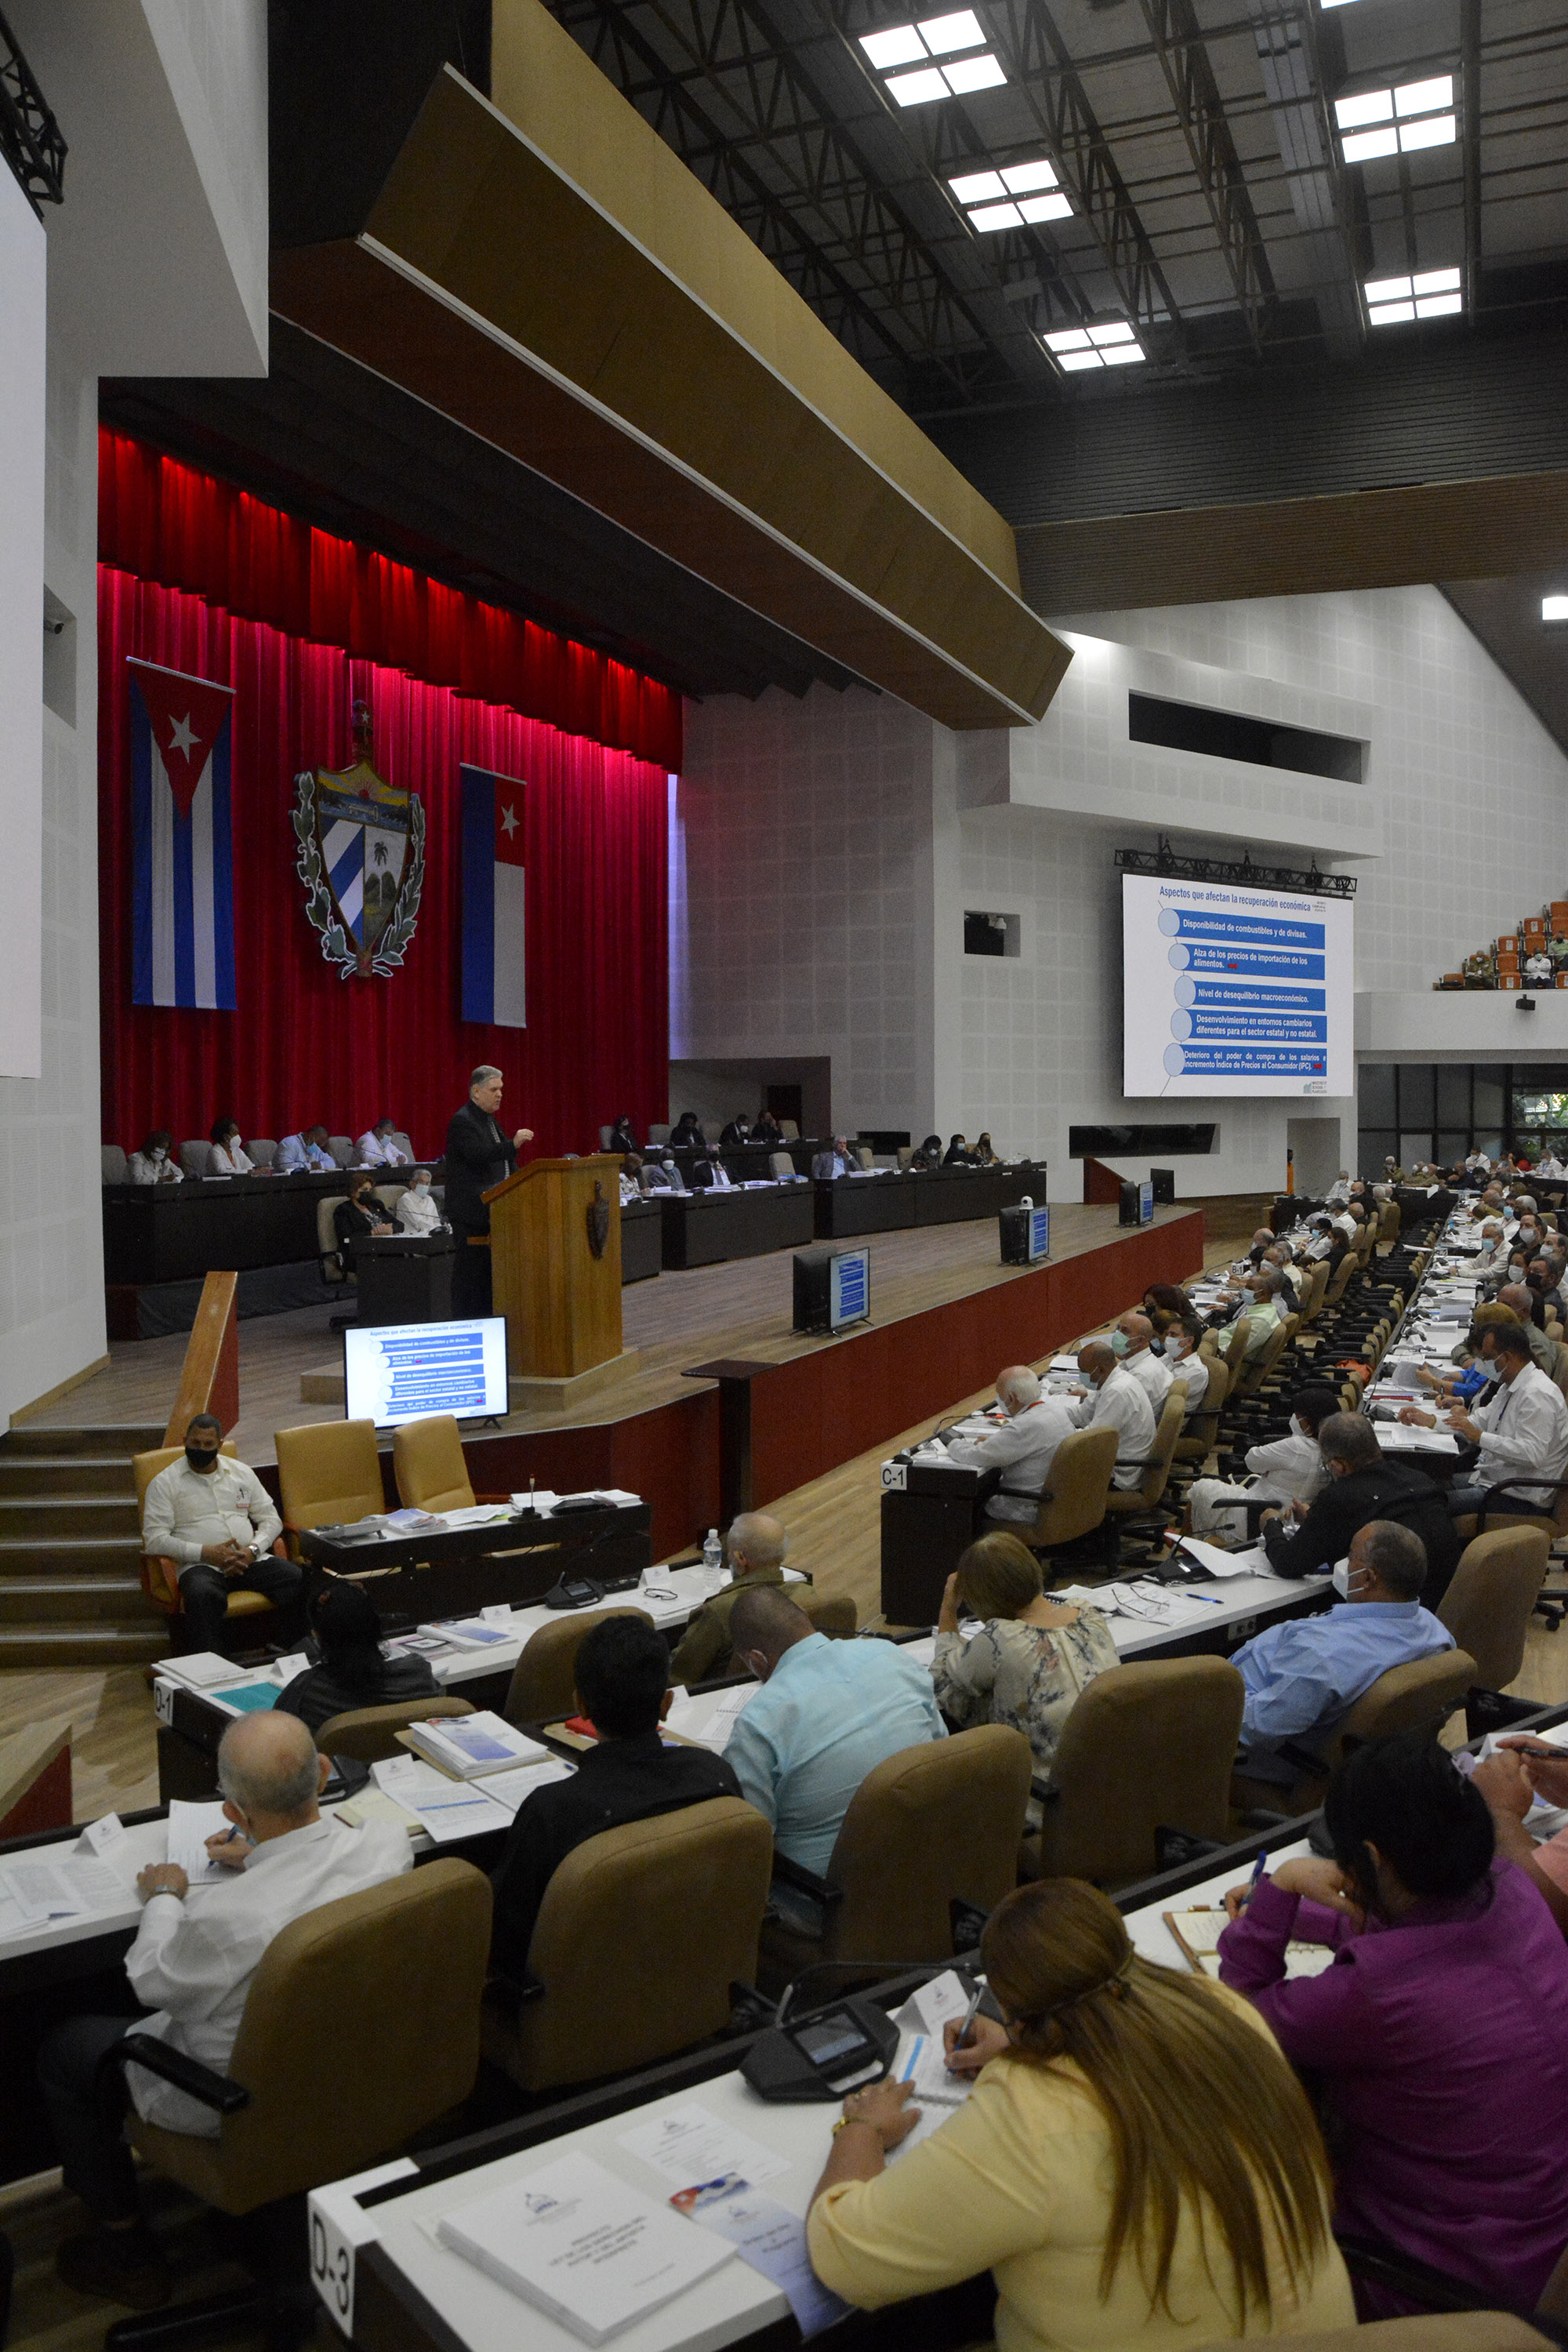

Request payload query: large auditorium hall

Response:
[2,2,1568,2347]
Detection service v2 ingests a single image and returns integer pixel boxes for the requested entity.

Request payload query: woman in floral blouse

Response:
[932,1533,1118,1821]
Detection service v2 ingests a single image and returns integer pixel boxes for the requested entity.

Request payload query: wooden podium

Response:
[484,1154,625,1403]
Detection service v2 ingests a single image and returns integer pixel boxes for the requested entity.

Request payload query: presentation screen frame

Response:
[342,1316,510,1428]
[1121,873,1353,1100]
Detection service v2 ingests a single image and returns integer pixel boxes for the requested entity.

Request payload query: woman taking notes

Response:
[806,1878,1353,2349]
[932,1534,1116,1816]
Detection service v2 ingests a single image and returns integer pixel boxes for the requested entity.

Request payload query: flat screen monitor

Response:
[1122,873,1352,1099]
[343,1316,509,1428]
[1027,1203,1051,1261]
[829,1246,871,1332]
[1140,1178,1155,1225]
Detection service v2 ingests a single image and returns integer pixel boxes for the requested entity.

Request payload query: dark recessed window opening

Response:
[1129,691,1365,786]
[965,910,1019,958]
[1070,1123,1217,1156]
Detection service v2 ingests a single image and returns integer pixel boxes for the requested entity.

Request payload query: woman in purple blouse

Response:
[1219,1733,1568,2317]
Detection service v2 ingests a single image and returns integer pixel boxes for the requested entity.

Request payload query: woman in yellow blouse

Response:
[805,1879,1354,2350]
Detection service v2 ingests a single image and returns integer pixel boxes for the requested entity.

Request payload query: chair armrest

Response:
[768,1850,840,1904]
[997,1483,1053,1504]
[766,1851,844,1943]
[1473,1475,1568,1532]
[109,2033,250,2115]
[140,1554,182,1612]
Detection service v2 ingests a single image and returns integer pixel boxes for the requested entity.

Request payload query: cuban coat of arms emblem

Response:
[292,701,426,978]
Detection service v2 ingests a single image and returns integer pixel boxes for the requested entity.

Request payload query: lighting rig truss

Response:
[0,7,65,217]
[1116,840,1357,896]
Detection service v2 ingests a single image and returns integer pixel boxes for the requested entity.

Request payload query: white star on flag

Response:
[167,713,198,757]
[499,804,519,838]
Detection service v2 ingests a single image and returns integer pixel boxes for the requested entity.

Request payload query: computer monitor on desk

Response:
[343,1316,509,1427]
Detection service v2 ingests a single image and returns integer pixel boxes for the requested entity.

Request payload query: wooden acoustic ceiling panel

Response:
[1020,470,1568,618]
[270,60,1069,731]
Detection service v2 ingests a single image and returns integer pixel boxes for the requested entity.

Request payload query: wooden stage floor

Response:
[29,1201,1200,1466]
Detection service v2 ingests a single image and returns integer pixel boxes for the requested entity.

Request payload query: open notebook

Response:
[1164,1905,1338,1981]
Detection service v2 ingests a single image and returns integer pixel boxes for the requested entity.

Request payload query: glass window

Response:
[1399,1067,1436,1125]
[1358,1066,1396,1125]
[1514,1091,1568,1129]
[1399,1131,1435,1168]
[1474,1073,1504,1126]
[1436,1131,1468,1167]
[1475,1132,1503,1160]
[1359,1127,1396,1171]
[1436,1068,1470,1125]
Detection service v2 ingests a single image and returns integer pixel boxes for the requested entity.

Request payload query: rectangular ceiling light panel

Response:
[1365,264,1462,327]
[1544,597,1568,622]
[950,154,1066,230]
[1337,73,1457,162]
[1044,321,1145,371]
[863,13,1005,102]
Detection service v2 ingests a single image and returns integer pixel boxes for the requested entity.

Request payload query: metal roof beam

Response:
[1135,0,1278,352]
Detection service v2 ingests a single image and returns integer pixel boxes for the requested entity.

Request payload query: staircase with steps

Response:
[0,1425,170,1665]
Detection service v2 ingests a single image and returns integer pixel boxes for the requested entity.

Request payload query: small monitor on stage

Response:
[1140,1178,1155,1225]
[793,1245,872,1336]
[1000,1203,1051,1265]
[343,1316,510,1428]
[1119,1179,1141,1227]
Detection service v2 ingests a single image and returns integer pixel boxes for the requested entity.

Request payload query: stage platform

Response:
[26,1203,1204,1559]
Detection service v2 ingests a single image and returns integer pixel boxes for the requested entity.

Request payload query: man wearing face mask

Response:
[126,1129,183,1185]
[1208,1268,1285,1362]
[1188,1385,1339,1536]
[1109,1313,1173,1414]
[1161,1320,1210,1418]
[1259,1412,1461,1603]
[140,1415,300,1653]
[942,1365,1077,1526]
[1232,1520,1455,1785]
[394,1167,447,1236]
[1401,1320,1568,1523]
[1066,1341,1156,1490]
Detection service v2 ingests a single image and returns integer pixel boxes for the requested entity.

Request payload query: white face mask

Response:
[1331,1557,1352,1599]
[150,1147,166,1162]
[412,1181,429,1197]
[1289,1415,1308,1440]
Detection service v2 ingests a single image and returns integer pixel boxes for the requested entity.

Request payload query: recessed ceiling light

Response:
[949,169,1005,203]
[1018,191,1071,222]
[1054,349,1102,371]
[1000,160,1058,194]
[1089,322,1135,346]
[942,52,1005,91]
[1044,319,1145,370]
[886,64,949,103]
[1399,112,1456,151]
[1365,274,1412,303]
[1412,267,1461,295]
[918,8,985,53]
[1335,90,1392,129]
[859,24,927,67]
[1365,267,1463,326]
[1337,73,1457,162]
[1368,301,1415,325]
[1414,290,1462,317]
[1341,126,1399,162]
[968,200,1022,230]
[1396,74,1453,116]
[1044,328,1091,351]
[1099,342,1143,364]
[1544,597,1568,622]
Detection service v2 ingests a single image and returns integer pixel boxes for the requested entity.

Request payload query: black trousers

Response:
[449,1224,492,1318]
[38,2016,140,2220]
[177,1555,303,1653]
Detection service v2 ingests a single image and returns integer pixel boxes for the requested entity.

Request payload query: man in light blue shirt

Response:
[1232,1519,1454,1781]
[278,1125,335,1172]
[724,1588,946,1874]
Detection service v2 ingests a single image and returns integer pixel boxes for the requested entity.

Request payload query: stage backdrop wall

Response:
[98,452,672,1161]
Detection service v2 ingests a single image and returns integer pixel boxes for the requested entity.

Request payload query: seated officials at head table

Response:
[356,1117,409,1167]
[639,1150,688,1194]
[942,1131,976,1166]
[206,1118,252,1175]
[140,1414,303,1653]
[127,1130,182,1185]
[607,1113,638,1156]
[910,1131,943,1171]
[274,1580,439,1737]
[278,1123,335,1172]
[1232,1519,1454,1787]
[332,1169,394,1271]
[670,1110,706,1148]
[666,1512,789,1686]
[719,1110,752,1148]
[488,1615,740,1982]
[722,1585,946,1875]
[811,1134,855,1180]
[394,1167,446,1235]
[806,1875,1353,2349]
[38,1711,409,2308]
[1221,1732,1568,2318]
[933,1533,1116,1816]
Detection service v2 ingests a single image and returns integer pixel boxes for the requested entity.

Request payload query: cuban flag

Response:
[129,659,236,1010]
[460,764,527,1026]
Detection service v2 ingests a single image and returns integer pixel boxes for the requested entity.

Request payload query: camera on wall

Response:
[1516,996,1537,1012]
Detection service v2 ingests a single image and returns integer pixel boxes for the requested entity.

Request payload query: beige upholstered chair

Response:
[1243,1650,1478,1817]
[133,1443,286,1628]
[1003,1425,1119,1552]
[1438,1527,1549,1691]
[1102,1392,1185,1537]
[759,1726,1032,1992]
[483,1798,772,2092]
[1173,1355,1230,1462]
[1024,1658,1245,1888]
[314,1695,475,1761]
[274,1418,383,1544]
[392,1413,505,1511]
[503,1607,654,1726]
[799,1589,858,1637]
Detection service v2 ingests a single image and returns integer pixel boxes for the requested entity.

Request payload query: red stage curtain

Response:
[99,567,670,1160]
[99,430,683,773]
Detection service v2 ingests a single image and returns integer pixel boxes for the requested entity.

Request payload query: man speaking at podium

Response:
[445,1065,533,1317]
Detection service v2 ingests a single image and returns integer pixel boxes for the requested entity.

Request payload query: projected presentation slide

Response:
[343,1316,510,1428]
[1123,874,1352,1098]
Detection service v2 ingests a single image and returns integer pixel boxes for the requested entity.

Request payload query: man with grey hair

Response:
[38,1713,408,2307]
[445,1063,535,1316]
[1066,1341,1156,1488]
[1111,1313,1174,1413]
[667,1510,792,1685]
[1260,1410,1461,1602]
[1210,1267,1285,1363]
[1230,1518,1454,1784]
[942,1364,1076,1526]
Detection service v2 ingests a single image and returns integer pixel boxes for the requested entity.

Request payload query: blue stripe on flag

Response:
[171,798,196,1007]
[460,766,495,1023]
[130,688,154,1005]
[210,727,236,1011]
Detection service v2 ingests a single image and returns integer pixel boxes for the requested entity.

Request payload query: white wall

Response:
[0,2,267,1423]
[681,583,1568,1202]
[0,169,45,1083]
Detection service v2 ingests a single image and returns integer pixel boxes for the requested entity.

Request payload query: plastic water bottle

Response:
[702,1528,723,1591]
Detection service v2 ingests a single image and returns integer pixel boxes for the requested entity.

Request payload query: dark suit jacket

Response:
[274,1654,440,1737]
[444,1099,517,1232]
[489,1733,743,1976]
[1261,1458,1461,1605]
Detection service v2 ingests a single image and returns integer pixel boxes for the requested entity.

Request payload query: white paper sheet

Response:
[618,2103,791,2190]
[166,1798,236,1880]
